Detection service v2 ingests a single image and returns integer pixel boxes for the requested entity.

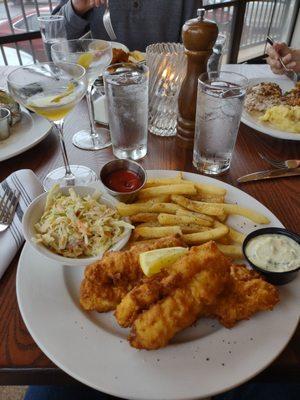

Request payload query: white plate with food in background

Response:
[17,171,300,400]
[0,109,51,162]
[241,77,299,141]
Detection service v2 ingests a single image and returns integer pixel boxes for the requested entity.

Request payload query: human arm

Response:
[266,42,300,74]
[52,0,105,39]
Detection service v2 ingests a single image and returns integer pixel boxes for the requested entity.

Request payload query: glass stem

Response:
[53,120,74,178]
[86,84,97,138]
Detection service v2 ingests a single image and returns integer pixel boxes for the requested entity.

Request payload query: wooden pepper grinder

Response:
[177,8,218,146]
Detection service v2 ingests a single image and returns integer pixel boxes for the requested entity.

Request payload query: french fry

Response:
[144,175,183,188]
[138,184,197,200]
[117,202,182,216]
[188,193,225,203]
[193,182,227,196]
[217,234,232,245]
[135,195,170,203]
[171,195,225,217]
[217,244,243,259]
[158,212,212,227]
[216,213,227,222]
[130,213,159,223]
[134,226,182,239]
[176,209,214,223]
[228,227,246,244]
[182,222,229,244]
[222,204,270,224]
[180,225,209,234]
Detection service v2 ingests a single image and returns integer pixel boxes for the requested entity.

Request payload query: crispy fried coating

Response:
[129,264,229,350]
[80,279,129,312]
[115,241,230,327]
[204,264,280,328]
[84,235,185,287]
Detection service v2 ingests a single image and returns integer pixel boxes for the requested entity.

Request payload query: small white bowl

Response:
[22,186,132,266]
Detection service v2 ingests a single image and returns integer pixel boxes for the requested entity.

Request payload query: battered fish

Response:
[84,235,185,287]
[115,241,230,327]
[204,264,280,328]
[129,266,228,350]
[80,235,185,312]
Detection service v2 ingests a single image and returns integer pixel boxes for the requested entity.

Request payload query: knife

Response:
[237,168,300,183]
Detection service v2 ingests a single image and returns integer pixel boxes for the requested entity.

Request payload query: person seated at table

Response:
[266,42,300,75]
[52,0,201,51]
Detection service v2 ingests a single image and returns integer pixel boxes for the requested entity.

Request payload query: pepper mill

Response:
[177,8,218,146]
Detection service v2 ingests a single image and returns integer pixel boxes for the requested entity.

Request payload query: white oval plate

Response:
[241,77,300,141]
[17,170,300,400]
[0,110,51,162]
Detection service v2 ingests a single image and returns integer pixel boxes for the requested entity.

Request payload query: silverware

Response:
[266,36,297,83]
[237,168,300,183]
[103,0,117,40]
[0,187,20,232]
[259,153,300,169]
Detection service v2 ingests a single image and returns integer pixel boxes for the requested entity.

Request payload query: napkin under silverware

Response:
[0,169,43,280]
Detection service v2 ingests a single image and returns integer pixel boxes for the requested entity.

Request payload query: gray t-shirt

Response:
[54,0,202,51]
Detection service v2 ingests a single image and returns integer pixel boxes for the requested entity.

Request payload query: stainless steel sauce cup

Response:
[0,107,11,140]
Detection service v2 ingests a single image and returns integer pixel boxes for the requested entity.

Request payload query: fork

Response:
[266,36,298,83]
[0,187,20,232]
[259,153,300,169]
[103,0,117,40]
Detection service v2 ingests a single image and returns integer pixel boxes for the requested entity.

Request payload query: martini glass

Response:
[7,62,98,191]
[51,39,112,151]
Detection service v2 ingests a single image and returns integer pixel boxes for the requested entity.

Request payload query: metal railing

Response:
[0,0,299,66]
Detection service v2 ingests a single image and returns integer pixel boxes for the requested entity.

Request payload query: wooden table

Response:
[0,65,299,390]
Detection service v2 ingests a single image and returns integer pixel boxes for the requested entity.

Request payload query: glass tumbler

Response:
[146,43,187,137]
[37,15,67,61]
[103,63,149,160]
[193,71,248,175]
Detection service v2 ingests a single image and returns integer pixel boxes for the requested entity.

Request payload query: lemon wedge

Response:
[77,53,94,69]
[51,82,75,103]
[139,247,188,277]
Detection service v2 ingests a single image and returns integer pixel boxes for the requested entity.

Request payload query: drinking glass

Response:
[37,15,67,62]
[146,43,187,137]
[103,63,149,160]
[7,62,98,190]
[193,71,248,175]
[51,39,112,151]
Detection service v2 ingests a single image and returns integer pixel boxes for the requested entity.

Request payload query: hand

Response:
[72,0,106,16]
[266,42,300,74]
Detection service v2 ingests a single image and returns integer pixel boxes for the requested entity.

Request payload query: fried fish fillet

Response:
[80,279,129,312]
[115,241,230,327]
[204,264,280,328]
[129,245,230,350]
[80,235,185,313]
[84,235,185,287]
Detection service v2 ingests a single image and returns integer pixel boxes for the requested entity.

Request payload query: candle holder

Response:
[146,43,187,137]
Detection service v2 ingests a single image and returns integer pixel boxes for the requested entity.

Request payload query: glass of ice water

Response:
[193,71,248,175]
[38,15,67,62]
[103,63,149,160]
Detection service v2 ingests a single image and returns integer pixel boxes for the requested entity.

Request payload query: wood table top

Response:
[0,65,299,388]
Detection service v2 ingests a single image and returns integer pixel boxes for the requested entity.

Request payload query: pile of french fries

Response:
[116,173,270,259]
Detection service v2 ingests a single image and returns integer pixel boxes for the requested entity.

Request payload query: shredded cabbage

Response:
[34,186,134,258]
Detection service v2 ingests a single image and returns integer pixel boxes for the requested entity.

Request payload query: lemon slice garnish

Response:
[139,247,188,277]
[51,82,75,104]
[77,53,94,69]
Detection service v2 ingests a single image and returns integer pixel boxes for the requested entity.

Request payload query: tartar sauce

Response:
[245,234,300,272]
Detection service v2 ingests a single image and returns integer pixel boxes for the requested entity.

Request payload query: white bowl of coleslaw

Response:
[23,185,134,266]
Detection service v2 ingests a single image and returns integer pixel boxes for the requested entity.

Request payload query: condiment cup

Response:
[0,107,11,140]
[100,159,147,203]
[22,186,132,267]
[242,227,300,285]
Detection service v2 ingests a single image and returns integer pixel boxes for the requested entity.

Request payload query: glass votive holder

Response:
[146,43,187,137]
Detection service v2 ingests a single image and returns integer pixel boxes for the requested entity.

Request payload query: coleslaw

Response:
[34,186,134,258]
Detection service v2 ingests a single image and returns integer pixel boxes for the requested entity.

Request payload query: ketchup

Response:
[103,169,142,192]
